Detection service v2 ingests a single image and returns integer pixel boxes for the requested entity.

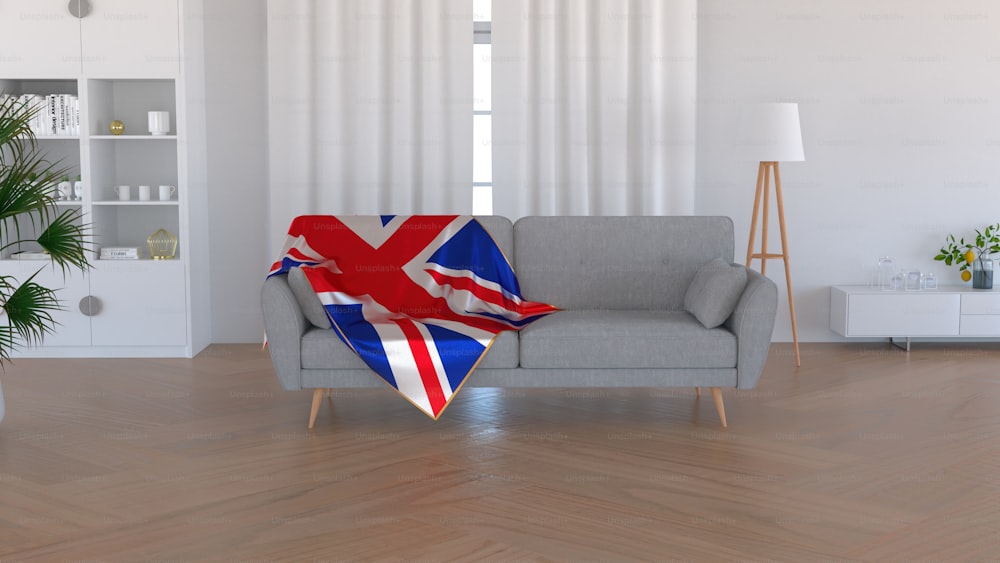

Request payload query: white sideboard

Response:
[830,285,1000,348]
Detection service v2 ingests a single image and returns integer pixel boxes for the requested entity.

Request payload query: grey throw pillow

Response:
[287,267,331,329]
[684,258,747,328]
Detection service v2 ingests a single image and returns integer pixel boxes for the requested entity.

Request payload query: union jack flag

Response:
[268,215,558,418]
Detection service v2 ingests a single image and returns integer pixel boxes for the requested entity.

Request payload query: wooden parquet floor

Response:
[1,342,999,561]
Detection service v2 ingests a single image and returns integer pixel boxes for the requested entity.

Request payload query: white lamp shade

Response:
[737,102,805,162]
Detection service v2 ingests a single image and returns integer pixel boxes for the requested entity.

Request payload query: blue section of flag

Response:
[270,256,318,278]
[426,220,521,294]
[325,303,397,389]
[424,323,484,392]
[473,310,542,327]
[380,215,395,227]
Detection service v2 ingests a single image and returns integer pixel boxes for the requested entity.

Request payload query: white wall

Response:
[697,0,1000,341]
[203,1,1000,344]
[202,0,270,342]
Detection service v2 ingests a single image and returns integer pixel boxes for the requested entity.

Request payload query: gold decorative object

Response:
[109,119,125,135]
[147,228,177,260]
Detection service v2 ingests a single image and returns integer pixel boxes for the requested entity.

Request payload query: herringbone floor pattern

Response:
[0,343,998,561]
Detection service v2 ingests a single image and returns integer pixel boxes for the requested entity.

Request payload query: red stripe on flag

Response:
[426,270,560,320]
[426,270,514,310]
[394,318,447,416]
[286,247,315,261]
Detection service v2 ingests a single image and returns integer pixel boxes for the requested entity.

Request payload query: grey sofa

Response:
[262,216,778,429]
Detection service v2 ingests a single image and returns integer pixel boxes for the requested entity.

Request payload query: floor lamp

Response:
[739,103,804,367]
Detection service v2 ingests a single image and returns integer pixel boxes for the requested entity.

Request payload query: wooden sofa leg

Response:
[710,387,727,428]
[308,389,325,429]
[695,386,701,397]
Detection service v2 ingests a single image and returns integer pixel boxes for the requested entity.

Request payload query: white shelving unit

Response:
[830,285,1000,350]
[0,0,207,358]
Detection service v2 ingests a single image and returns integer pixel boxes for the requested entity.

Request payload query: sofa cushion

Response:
[478,330,519,369]
[287,267,330,329]
[684,258,747,328]
[519,310,737,369]
[301,325,519,370]
[513,216,736,310]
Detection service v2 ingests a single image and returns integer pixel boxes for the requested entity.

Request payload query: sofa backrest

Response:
[513,216,736,310]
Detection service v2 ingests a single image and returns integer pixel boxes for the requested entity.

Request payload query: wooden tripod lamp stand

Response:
[739,103,804,367]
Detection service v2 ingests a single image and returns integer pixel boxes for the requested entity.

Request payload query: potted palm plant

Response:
[0,95,89,423]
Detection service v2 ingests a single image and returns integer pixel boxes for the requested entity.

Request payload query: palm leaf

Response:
[0,96,36,165]
[0,272,61,362]
[37,209,91,273]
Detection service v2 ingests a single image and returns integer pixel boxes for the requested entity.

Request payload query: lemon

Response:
[962,270,972,282]
[965,250,976,264]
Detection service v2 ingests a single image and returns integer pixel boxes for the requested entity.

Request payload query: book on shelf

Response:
[9,251,51,260]
[100,247,140,260]
[1,93,80,136]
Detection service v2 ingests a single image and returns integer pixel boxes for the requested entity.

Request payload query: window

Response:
[472,0,492,215]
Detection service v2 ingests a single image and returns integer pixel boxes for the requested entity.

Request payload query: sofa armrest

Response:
[724,268,778,389]
[261,275,308,390]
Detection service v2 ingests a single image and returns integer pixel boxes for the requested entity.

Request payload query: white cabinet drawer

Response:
[0,261,92,347]
[89,261,187,347]
[960,315,1000,336]
[960,293,1000,315]
[846,293,960,336]
[832,286,1000,340]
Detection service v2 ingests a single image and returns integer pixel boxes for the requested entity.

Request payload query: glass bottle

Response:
[878,256,895,290]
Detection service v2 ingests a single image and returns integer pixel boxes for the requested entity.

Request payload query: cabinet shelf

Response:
[92,200,179,206]
[0,258,56,263]
[94,258,180,263]
[90,135,178,141]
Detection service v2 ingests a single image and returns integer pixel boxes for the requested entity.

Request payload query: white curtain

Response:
[492,0,697,219]
[267,0,472,250]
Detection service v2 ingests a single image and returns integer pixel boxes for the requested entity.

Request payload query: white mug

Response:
[57,180,73,200]
[114,185,131,201]
[158,185,176,201]
[148,111,170,136]
[138,185,151,201]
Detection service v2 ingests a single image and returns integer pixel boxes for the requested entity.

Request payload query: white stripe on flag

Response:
[413,321,454,400]
[279,234,326,264]
[372,322,433,416]
[336,215,412,249]
[425,263,522,305]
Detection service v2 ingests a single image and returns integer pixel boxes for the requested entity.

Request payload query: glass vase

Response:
[972,258,994,289]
